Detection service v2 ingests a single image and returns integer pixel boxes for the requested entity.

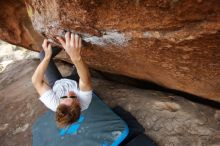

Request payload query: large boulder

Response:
[0,0,43,51]
[0,0,219,102]
[24,0,220,102]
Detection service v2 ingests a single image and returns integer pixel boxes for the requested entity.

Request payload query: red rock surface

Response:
[1,0,220,102]
[0,0,43,51]
[25,0,220,102]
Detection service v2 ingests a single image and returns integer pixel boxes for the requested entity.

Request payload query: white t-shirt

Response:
[39,78,92,112]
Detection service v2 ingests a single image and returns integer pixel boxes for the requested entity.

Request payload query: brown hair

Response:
[55,101,81,127]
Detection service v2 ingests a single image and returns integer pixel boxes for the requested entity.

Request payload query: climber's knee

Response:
[39,50,45,61]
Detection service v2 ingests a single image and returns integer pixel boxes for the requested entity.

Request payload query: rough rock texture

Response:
[0,60,46,146]
[24,0,220,102]
[94,78,220,146]
[0,0,43,51]
[0,59,220,146]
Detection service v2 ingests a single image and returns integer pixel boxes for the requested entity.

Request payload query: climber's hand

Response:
[42,39,52,60]
[57,32,82,63]
[57,32,92,91]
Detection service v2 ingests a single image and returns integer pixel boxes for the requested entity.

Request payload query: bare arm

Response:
[72,59,92,91]
[32,39,52,95]
[57,32,92,91]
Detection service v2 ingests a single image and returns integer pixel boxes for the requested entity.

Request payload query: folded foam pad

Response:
[32,93,129,146]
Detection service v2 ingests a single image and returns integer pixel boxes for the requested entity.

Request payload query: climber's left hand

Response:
[57,32,82,63]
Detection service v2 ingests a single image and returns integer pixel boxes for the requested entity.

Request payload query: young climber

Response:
[32,32,92,127]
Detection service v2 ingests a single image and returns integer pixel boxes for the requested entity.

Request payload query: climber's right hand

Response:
[42,39,52,60]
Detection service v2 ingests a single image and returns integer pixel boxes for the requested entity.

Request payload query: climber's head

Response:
[55,91,81,127]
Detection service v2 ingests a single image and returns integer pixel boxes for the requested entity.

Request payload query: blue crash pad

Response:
[32,93,129,146]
